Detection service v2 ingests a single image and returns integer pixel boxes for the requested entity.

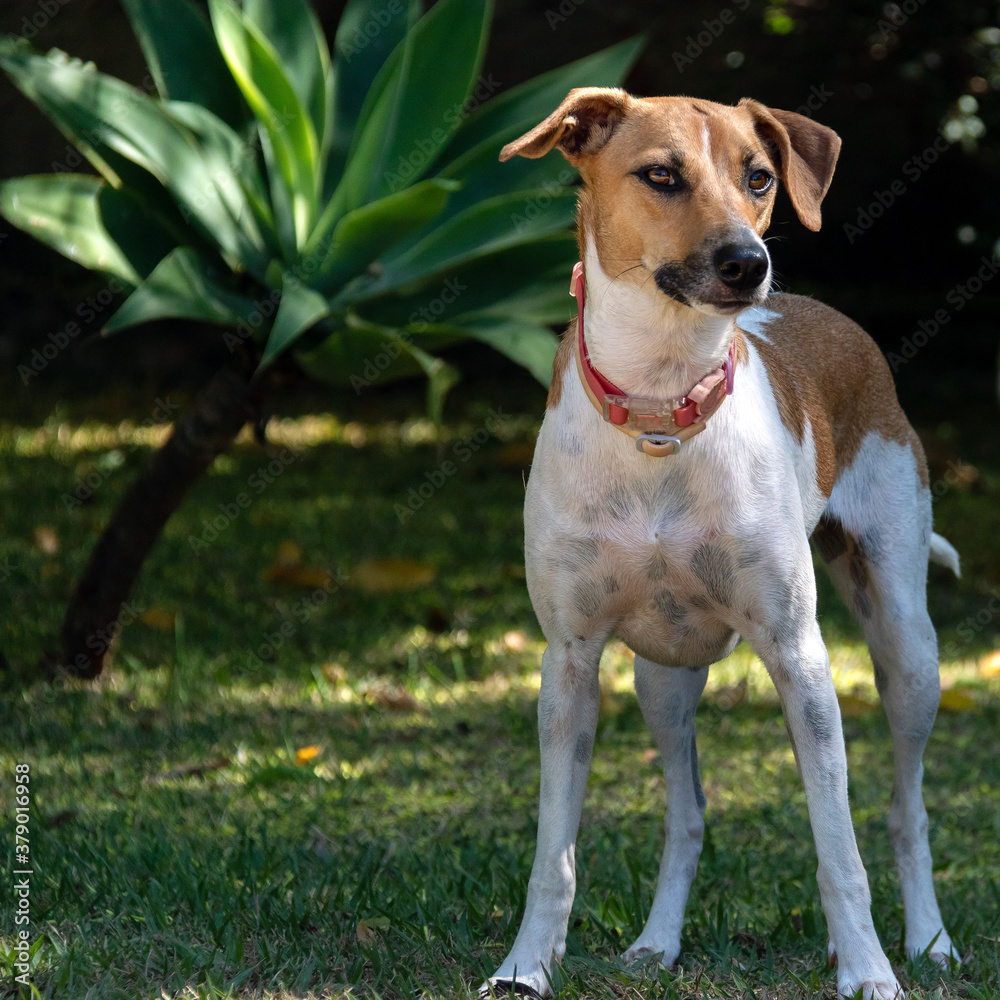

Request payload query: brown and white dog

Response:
[484,89,960,999]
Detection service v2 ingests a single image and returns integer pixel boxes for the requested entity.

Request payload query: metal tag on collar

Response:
[636,433,682,454]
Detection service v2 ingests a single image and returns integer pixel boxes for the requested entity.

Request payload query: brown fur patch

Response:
[733,330,750,367]
[811,515,848,562]
[811,515,876,620]
[547,323,575,408]
[745,294,929,495]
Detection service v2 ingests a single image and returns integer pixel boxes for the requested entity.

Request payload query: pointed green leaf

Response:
[440,36,644,163]
[358,234,578,328]
[460,319,558,387]
[309,178,459,293]
[0,39,268,276]
[165,101,275,248]
[0,174,142,285]
[327,0,419,192]
[296,326,421,386]
[122,0,250,130]
[436,134,576,220]
[259,278,331,368]
[334,0,491,215]
[104,246,260,333]
[244,0,332,156]
[368,187,577,293]
[417,350,460,426]
[208,0,319,247]
[295,316,460,384]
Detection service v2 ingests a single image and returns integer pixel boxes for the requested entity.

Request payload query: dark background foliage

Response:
[1,0,997,414]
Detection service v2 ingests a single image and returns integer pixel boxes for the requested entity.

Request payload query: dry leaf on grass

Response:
[150,757,230,783]
[715,678,747,711]
[295,745,321,765]
[356,916,390,944]
[272,539,303,565]
[261,539,332,587]
[139,606,177,630]
[496,442,536,470]
[352,558,434,593]
[837,693,879,717]
[939,688,977,712]
[366,684,421,713]
[33,525,60,554]
[322,662,348,685]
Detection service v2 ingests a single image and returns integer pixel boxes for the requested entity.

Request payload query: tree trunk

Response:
[59,347,267,678]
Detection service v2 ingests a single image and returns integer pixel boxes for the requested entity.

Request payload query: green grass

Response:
[1,377,999,999]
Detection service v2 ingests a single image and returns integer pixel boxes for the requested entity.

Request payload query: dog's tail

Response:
[929,532,961,578]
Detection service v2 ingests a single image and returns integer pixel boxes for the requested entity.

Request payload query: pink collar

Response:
[570,261,735,454]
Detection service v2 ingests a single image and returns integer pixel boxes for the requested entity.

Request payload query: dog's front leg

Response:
[754,619,902,1000]
[487,642,602,997]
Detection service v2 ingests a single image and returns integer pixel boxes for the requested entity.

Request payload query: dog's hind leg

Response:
[816,442,957,965]
[623,658,709,967]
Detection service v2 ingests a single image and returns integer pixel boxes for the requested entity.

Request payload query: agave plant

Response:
[0,0,641,677]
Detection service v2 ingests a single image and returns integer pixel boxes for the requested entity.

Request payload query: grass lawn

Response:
[1,370,999,999]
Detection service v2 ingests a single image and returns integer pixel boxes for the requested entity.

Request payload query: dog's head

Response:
[501,89,840,317]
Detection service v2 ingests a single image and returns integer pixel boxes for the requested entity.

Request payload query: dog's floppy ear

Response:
[741,99,841,232]
[500,87,632,162]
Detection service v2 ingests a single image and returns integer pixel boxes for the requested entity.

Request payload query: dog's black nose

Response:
[713,243,769,291]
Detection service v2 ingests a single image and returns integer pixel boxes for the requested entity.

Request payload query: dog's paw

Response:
[622,938,680,968]
[838,977,903,999]
[906,929,961,969]
[928,949,961,968]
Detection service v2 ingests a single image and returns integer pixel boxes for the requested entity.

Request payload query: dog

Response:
[483,89,960,1000]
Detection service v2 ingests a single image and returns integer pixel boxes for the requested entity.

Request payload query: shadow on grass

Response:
[1,386,999,998]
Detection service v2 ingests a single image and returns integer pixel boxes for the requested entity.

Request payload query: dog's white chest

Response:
[525,430,744,667]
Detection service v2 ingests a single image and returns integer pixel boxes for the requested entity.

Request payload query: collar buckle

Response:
[601,392,687,432]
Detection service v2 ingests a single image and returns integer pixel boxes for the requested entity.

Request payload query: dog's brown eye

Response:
[748,169,773,192]
[646,166,676,186]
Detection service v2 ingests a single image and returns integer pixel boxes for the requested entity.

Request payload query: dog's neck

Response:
[580,237,737,400]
